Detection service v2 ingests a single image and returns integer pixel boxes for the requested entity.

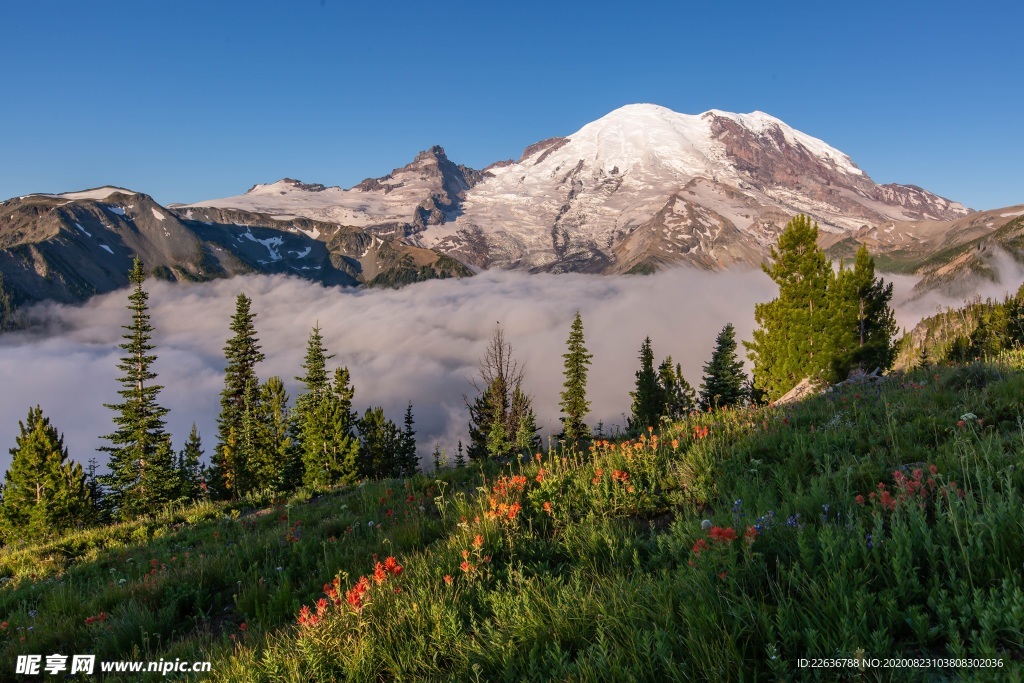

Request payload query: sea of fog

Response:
[0,266,1019,473]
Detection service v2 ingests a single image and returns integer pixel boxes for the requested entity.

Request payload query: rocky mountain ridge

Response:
[0,187,469,314]
[4,104,1022,317]
[189,104,990,276]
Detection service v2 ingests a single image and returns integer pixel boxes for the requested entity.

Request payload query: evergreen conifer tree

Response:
[486,397,511,460]
[294,326,331,486]
[177,424,205,501]
[99,259,175,519]
[357,407,402,479]
[297,353,360,488]
[431,444,445,472]
[745,215,833,399]
[213,293,265,498]
[511,386,540,456]
[0,273,19,332]
[260,377,300,493]
[657,357,697,420]
[396,403,418,476]
[138,435,180,507]
[466,324,534,460]
[232,378,264,495]
[85,457,107,522]
[629,337,661,432]
[828,245,898,379]
[455,440,466,469]
[559,311,592,446]
[327,368,361,484]
[0,407,93,541]
[700,323,748,410]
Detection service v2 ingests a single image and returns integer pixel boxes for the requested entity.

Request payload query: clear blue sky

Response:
[2,0,1021,210]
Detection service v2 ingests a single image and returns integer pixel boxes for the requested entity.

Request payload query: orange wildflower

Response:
[383,556,403,576]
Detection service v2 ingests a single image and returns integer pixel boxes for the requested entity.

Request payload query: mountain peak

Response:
[243,178,329,195]
[184,104,975,276]
[414,145,448,162]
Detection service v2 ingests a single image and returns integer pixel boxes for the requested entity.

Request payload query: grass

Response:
[3,360,1024,680]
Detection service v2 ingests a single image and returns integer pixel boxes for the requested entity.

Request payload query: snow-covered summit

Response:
[185,103,971,274]
[540,103,863,181]
[34,186,138,201]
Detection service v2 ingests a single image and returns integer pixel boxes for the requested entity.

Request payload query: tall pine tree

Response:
[260,377,300,493]
[658,357,697,420]
[559,311,592,446]
[829,244,898,378]
[397,402,418,477]
[1,407,93,541]
[700,323,747,410]
[745,215,834,399]
[748,219,898,396]
[294,328,359,489]
[357,407,403,479]
[466,324,535,460]
[213,293,265,498]
[177,424,205,501]
[629,337,661,432]
[512,386,541,456]
[99,259,175,519]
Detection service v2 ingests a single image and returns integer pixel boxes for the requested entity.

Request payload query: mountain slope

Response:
[0,188,471,311]
[822,207,1024,297]
[4,104,1021,312]
[429,104,970,271]
[190,104,977,276]
[184,146,484,240]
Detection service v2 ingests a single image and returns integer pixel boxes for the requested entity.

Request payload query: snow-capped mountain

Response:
[432,104,970,272]
[191,104,972,274]
[8,103,1019,319]
[186,146,483,239]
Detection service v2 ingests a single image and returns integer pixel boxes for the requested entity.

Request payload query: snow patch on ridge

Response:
[242,229,284,260]
[55,187,137,201]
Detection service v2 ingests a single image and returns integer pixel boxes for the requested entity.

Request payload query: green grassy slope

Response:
[2,359,1024,680]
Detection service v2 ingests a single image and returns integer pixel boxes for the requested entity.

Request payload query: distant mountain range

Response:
[2,103,1022,315]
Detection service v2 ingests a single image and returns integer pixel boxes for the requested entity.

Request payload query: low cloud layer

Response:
[1,263,1021,474]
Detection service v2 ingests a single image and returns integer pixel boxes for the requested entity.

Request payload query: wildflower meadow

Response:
[2,357,1024,680]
